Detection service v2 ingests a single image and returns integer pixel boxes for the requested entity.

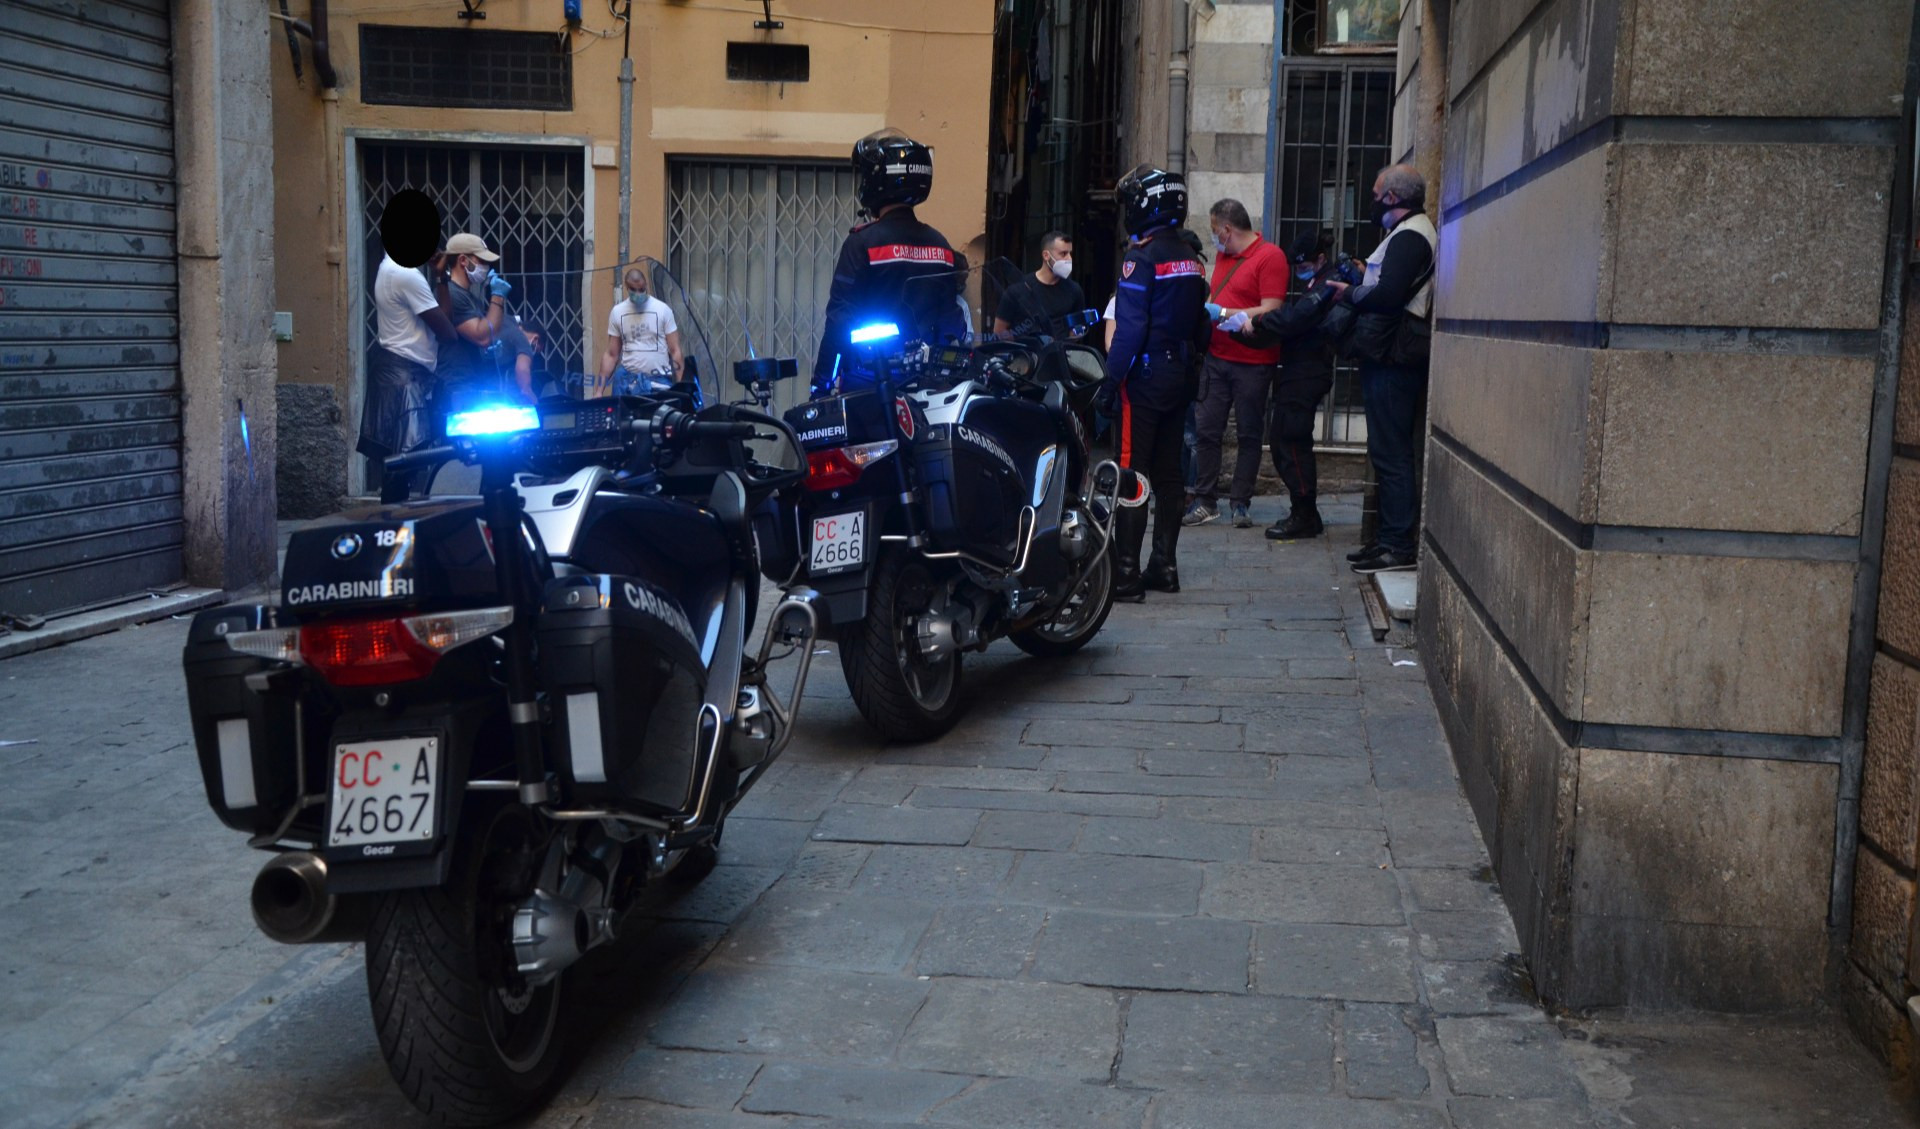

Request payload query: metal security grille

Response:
[0,0,182,618]
[360,26,572,111]
[358,141,588,387]
[1272,61,1394,448]
[667,160,860,416]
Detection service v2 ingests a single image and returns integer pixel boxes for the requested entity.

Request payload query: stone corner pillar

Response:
[1415,0,1914,1016]
[173,0,278,591]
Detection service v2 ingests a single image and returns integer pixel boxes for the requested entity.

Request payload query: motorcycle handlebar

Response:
[681,419,759,439]
[383,445,457,472]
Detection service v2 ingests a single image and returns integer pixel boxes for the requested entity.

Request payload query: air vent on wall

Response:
[727,42,810,83]
[360,26,573,110]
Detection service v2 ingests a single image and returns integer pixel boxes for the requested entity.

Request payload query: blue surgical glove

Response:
[1204,302,1224,322]
[488,274,513,299]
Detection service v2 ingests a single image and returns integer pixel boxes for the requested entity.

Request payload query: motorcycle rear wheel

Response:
[365,802,567,1126]
[841,548,964,741]
[1011,550,1116,658]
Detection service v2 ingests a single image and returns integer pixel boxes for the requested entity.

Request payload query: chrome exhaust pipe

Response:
[251,851,363,944]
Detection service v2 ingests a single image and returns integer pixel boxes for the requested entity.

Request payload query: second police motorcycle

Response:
[756,254,1130,739]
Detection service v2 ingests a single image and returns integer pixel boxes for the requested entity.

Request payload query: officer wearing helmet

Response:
[814,129,961,396]
[1102,165,1213,600]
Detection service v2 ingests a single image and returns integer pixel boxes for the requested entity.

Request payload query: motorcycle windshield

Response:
[642,258,738,408]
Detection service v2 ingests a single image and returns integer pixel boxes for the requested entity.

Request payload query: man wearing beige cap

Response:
[434,232,513,406]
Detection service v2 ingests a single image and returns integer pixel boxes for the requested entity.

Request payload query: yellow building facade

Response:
[269,0,993,489]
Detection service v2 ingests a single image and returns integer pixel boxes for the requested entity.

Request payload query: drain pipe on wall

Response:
[617,0,634,284]
[1166,0,1189,174]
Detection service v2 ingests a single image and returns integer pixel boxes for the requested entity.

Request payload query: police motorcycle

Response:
[757,260,1123,740]
[178,295,814,1121]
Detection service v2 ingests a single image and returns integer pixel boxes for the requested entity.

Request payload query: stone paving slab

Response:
[6,494,1914,1129]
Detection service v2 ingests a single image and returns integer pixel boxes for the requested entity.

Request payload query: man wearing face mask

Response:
[1186,199,1288,530]
[993,231,1087,340]
[436,232,513,413]
[1324,164,1437,574]
[596,266,683,399]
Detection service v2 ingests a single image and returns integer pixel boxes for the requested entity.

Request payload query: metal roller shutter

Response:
[0,0,182,618]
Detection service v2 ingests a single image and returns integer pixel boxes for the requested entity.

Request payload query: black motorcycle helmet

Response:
[1117,164,1188,238]
[853,128,933,214]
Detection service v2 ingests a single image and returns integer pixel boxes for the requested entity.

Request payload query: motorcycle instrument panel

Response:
[809,508,867,576]
[328,736,441,855]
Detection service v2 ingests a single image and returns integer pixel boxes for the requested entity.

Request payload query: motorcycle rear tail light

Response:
[805,440,898,491]
[299,618,441,687]
[231,607,514,687]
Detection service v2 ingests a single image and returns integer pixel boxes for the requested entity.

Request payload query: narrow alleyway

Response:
[0,496,1909,1129]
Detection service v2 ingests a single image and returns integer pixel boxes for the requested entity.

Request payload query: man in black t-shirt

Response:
[993,231,1087,340]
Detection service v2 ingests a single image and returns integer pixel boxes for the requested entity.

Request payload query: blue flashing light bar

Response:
[850,322,901,345]
[446,403,541,438]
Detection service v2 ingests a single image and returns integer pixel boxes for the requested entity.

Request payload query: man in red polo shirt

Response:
[1185,199,1288,528]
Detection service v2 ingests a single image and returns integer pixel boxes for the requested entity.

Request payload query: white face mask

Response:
[1049,258,1073,281]
[465,261,490,288]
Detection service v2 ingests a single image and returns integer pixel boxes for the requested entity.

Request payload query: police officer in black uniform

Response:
[1101,165,1213,600]
[814,129,961,396]
[1237,229,1340,540]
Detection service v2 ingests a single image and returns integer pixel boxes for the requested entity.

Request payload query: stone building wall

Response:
[1847,267,1920,1070]
[1413,0,1914,1020]
[1186,2,1275,231]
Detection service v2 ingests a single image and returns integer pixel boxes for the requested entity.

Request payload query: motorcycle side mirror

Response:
[734,357,799,386]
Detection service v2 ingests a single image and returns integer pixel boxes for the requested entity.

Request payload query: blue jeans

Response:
[1360,361,1428,553]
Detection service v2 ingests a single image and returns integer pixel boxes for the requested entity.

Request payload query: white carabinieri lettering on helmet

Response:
[286,577,416,605]
[957,425,1016,472]
[623,581,698,648]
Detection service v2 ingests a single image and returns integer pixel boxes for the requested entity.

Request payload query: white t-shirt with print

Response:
[375,255,440,369]
[605,294,679,375]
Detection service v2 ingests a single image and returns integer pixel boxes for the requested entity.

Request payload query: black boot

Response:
[1265,500,1324,541]
[1143,513,1181,593]
[1111,504,1148,602]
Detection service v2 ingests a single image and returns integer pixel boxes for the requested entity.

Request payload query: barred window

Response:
[360,26,572,111]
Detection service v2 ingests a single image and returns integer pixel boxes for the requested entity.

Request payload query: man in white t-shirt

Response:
[360,251,455,462]
[593,266,683,398]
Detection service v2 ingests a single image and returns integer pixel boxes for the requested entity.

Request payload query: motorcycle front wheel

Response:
[365,800,566,1126]
[840,547,964,741]
[1011,549,1116,658]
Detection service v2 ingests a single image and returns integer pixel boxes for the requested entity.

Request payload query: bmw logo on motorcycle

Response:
[330,533,362,560]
